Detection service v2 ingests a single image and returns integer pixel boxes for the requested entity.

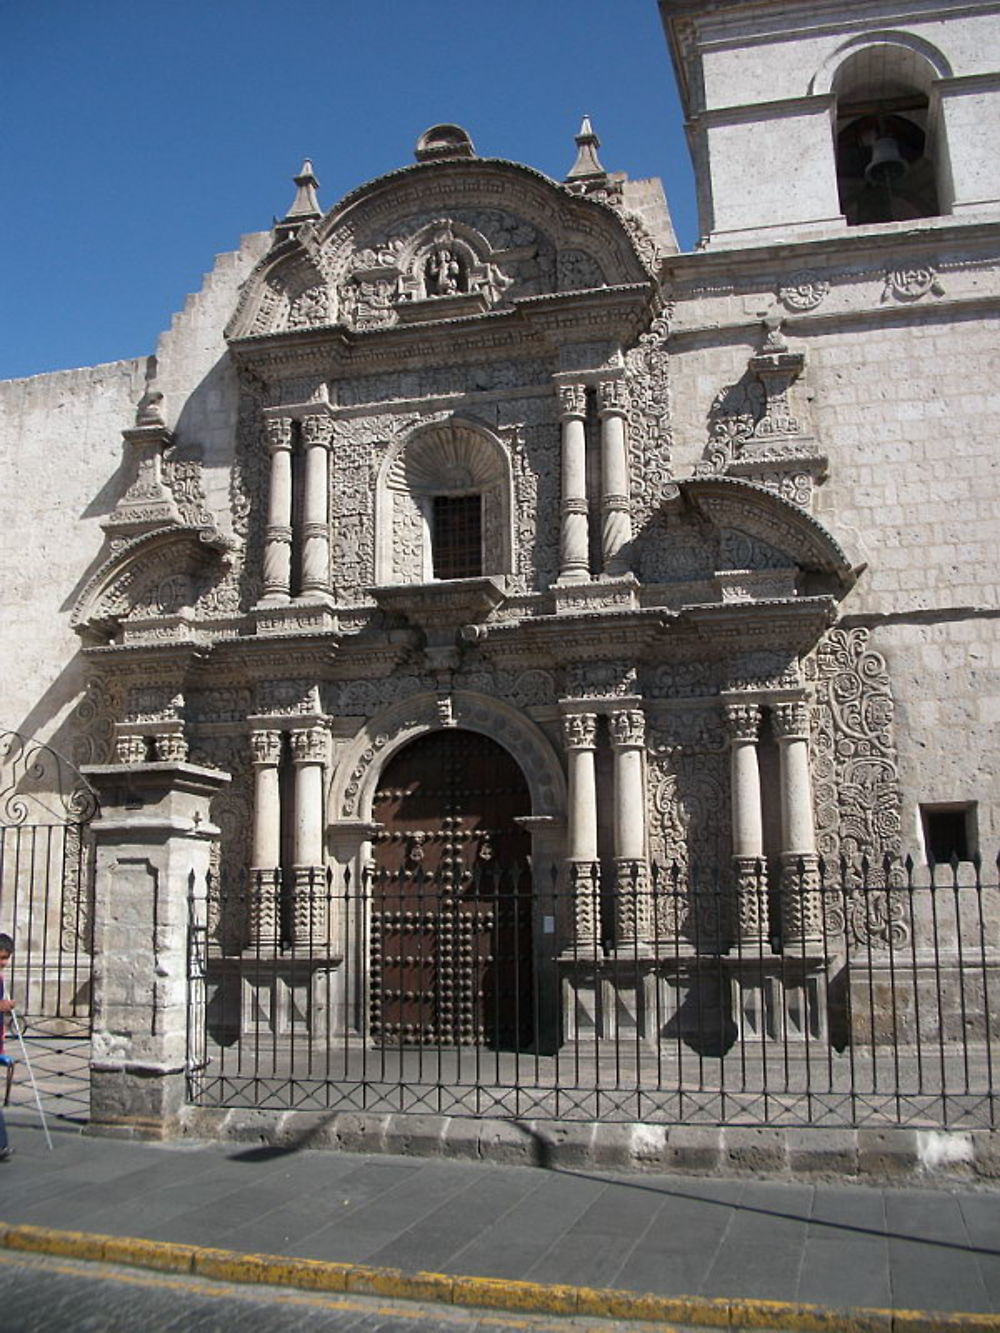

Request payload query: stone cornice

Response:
[228,282,654,382]
[664,216,1000,285]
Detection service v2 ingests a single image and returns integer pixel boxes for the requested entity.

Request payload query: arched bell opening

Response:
[831,44,944,226]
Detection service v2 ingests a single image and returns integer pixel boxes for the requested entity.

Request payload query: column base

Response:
[779,853,824,949]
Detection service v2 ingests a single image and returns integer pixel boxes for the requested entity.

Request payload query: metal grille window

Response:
[432,494,482,579]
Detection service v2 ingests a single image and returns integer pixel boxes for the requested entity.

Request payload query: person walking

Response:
[0,932,15,1162]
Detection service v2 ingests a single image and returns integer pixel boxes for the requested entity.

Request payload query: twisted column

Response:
[772,699,822,947]
[597,378,632,578]
[609,707,649,945]
[249,729,283,945]
[289,725,329,941]
[298,415,333,599]
[724,701,767,944]
[556,382,590,584]
[562,711,599,946]
[261,417,294,604]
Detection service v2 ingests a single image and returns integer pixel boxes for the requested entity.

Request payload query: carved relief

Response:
[882,265,945,302]
[779,271,830,312]
[625,312,674,532]
[647,713,730,942]
[809,627,904,947]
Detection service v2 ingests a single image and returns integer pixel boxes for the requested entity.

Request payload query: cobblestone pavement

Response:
[0,1250,687,1333]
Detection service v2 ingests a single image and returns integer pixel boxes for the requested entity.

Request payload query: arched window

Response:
[375,420,513,585]
[831,43,945,226]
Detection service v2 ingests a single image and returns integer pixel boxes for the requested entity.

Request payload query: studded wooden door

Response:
[370,730,533,1049]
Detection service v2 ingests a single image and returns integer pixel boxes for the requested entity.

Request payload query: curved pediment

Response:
[71,525,232,645]
[680,477,857,587]
[227,154,655,340]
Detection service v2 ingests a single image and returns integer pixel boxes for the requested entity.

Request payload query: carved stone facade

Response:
[2,2,999,1066]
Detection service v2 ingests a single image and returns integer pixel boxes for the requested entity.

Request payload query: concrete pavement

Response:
[0,1108,999,1330]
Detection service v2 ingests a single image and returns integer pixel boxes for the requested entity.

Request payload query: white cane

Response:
[9,1010,53,1151]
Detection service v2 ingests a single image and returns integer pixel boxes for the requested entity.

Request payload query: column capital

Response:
[771,698,811,740]
[609,707,645,749]
[596,376,628,418]
[556,382,587,420]
[250,728,283,766]
[289,724,329,765]
[264,416,294,453]
[724,700,762,742]
[300,413,334,448]
[561,711,598,750]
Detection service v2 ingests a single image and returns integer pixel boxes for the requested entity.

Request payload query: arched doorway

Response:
[370,729,533,1050]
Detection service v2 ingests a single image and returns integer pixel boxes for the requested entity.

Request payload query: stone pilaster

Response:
[772,698,822,947]
[561,710,599,945]
[597,377,632,578]
[556,382,590,584]
[81,762,230,1139]
[249,728,283,946]
[261,416,294,604]
[609,706,649,946]
[724,700,767,945]
[298,414,333,599]
[289,724,329,941]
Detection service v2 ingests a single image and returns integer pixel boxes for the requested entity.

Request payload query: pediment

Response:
[71,525,232,646]
[227,157,654,340]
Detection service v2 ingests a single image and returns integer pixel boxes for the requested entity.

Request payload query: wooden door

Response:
[370,730,533,1048]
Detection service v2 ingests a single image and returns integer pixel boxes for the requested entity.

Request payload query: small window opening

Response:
[432,494,482,579]
[921,803,976,864]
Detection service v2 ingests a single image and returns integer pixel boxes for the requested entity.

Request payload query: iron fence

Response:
[0,730,97,1035]
[187,855,1000,1128]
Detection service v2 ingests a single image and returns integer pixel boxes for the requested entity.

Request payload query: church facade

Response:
[2,0,999,1135]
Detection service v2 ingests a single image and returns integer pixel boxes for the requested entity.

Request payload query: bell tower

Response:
[659,0,1000,248]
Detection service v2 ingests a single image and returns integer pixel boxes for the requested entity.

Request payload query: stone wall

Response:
[0,233,268,748]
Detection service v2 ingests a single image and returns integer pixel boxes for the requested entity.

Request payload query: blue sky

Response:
[1,1,696,380]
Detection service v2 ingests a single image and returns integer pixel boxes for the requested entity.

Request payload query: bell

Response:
[866,134,908,186]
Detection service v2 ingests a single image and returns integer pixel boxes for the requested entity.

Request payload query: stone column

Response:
[249,728,283,946]
[597,378,632,578]
[289,724,328,942]
[773,699,822,947]
[298,414,333,599]
[724,701,768,944]
[261,416,294,604]
[609,707,649,946]
[556,382,590,584]
[81,762,230,1139]
[561,711,599,946]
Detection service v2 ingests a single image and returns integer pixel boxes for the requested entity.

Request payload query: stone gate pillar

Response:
[609,706,649,947]
[773,698,822,948]
[82,761,230,1139]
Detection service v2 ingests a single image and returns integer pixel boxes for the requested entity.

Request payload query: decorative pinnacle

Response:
[283,158,321,223]
[565,115,607,181]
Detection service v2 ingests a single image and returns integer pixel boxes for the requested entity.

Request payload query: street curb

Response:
[2,1221,1000,1331]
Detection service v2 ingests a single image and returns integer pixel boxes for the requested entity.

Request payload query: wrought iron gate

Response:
[0,730,98,1033]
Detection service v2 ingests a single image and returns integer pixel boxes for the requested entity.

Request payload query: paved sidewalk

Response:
[1,1108,998,1326]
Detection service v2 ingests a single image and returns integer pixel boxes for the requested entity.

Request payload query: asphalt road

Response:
[0,1250,668,1333]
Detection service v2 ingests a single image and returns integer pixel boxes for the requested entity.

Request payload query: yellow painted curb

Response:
[3,1221,1000,1332]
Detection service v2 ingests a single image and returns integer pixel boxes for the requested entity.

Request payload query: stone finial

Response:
[283,159,322,224]
[414,124,476,162]
[760,312,789,354]
[136,388,165,427]
[565,115,607,182]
